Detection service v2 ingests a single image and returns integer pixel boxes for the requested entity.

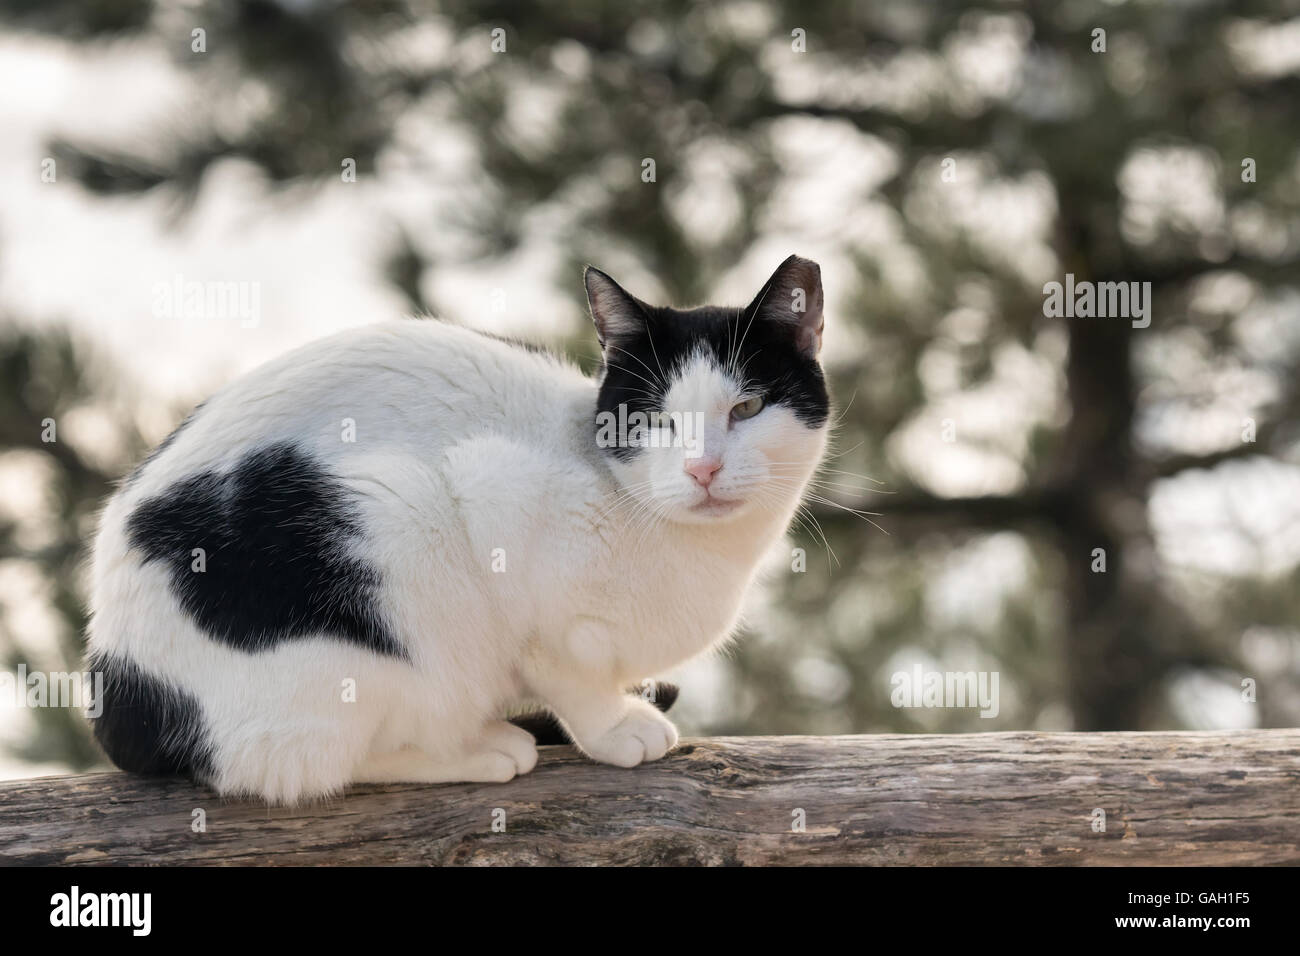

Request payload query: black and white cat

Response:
[85,255,830,803]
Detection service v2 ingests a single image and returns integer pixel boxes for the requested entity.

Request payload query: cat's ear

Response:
[746,255,825,358]
[584,267,648,350]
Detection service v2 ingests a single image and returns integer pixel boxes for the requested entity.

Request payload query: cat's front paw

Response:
[481,720,540,779]
[580,700,679,768]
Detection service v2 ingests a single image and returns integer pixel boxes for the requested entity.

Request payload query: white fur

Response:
[87,319,827,803]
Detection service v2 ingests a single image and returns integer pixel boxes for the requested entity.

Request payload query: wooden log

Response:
[1,730,1296,865]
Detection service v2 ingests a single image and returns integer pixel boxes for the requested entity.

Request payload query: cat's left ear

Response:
[746,255,825,358]
[584,266,648,351]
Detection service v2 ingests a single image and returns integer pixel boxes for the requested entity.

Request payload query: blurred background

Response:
[2,0,1299,779]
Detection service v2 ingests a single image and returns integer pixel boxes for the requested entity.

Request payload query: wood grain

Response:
[2,731,1296,865]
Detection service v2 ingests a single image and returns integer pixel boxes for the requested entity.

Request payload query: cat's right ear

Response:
[584,267,647,350]
[745,255,825,358]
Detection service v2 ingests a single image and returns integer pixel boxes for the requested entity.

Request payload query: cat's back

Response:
[123,319,587,499]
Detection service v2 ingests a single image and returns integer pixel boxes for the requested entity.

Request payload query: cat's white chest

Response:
[589,535,756,678]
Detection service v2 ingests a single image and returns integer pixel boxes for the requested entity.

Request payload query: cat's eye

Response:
[731,396,765,421]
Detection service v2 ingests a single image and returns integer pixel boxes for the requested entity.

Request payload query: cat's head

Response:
[588,255,830,525]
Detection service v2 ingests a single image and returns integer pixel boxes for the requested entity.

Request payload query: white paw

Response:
[481,720,539,777]
[468,750,522,783]
[581,701,679,768]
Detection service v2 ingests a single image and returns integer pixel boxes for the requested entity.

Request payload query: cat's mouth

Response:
[689,495,741,517]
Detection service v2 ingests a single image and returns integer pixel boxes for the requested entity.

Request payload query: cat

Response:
[84,254,830,804]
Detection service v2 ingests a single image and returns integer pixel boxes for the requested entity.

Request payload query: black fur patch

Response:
[86,651,215,779]
[596,304,829,461]
[126,442,405,657]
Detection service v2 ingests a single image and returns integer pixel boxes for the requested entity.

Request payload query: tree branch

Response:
[2,731,1295,865]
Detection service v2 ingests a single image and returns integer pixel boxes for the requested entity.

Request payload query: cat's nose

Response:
[684,456,723,488]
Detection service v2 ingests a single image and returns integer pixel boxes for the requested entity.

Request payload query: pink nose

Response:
[685,456,723,488]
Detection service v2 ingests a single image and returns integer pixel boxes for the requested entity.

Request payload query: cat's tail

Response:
[510,682,680,746]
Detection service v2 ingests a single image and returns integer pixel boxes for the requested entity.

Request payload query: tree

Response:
[2,1,1298,770]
